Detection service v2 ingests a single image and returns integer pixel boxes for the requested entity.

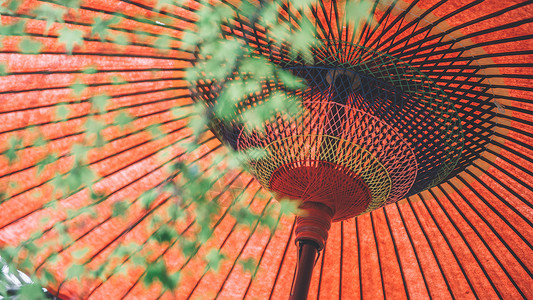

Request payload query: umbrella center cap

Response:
[269,160,374,221]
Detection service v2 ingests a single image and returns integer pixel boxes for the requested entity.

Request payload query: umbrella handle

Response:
[290,202,333,299]
[290,241,319,300]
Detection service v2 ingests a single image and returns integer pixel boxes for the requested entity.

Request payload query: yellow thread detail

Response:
[244,134,392,214]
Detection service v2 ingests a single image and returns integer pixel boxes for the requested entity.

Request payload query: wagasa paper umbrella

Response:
[0,0,531,299]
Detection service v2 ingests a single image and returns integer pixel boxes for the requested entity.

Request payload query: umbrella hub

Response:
[294,202,333,250]
[270,160,374,224]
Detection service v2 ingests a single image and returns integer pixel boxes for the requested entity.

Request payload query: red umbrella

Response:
[0,0,531,299]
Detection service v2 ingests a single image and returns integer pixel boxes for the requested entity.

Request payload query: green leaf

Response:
[215,79,261,121]
[134,30,149,43]
[82,65,98,74]
[205,249,226,273]
[0,283,6,298]
[18,283,47,300]
[91,93,111,113]
[55,104,70,120]
[58,26,84,54]
[168,272,181,290]
[197,226,213,244]
[279,199,301,216]
[188,115,207,139]
[114,111,134,130]
[179,238,197,258]
[64,163,95,191]
[18,37,43,54]
[66,264,85,281]
[33,135,47,148]
[85,118,107,147]
[40,268,57,286]
[70,79,88,96]
[140,189,158,209]
[143,260,176,290]
[231,206,258,226]
[0,20,25,35]
[238,0,256,16]
[111,33,130,46]
[290,0,315,10]
[90,190,106,202]
[239,258,257,274]
[154,34,172,51]
[47,252,59,266]
[131,254,146,267]
[5,135,22,164]
[147,124,164,139]
[239,57,274,79]
[0,0,21,15]
[344,0,372,26]
[23,242,39,256]
[76,207,98,219]
[85,118,107,135]
[0,63,8,75]
[72,247,90,260]
[278,69,306,90]
[240,104,273,130]
[112,200,129,218]
[260,214,279,231]
[195,5,233,42]
[269,23,290,46]
[32,4,66,32]
[169,204,186,222]
[91,16,119,41]
[71,143,90,162]
[61,0,82,10]
[180,29,199,50]
[110,75,127,85]
[260,1,279,27]
[36,153,58,175]
[170,105,192,118]
[287,18,316,63]
[153,224,176,244]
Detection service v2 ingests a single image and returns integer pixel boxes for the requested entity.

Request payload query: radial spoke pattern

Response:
[0,0,531,299]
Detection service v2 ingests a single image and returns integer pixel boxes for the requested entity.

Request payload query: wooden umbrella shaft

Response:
[290,242,318,300]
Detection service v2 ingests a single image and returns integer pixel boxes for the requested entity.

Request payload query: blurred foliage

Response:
[0,256,55,299]
[0,0,369,298]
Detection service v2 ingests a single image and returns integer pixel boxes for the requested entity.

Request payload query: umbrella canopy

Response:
[0,0,531,299]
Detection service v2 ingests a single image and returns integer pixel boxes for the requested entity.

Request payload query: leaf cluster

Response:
[0,0,332,296]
